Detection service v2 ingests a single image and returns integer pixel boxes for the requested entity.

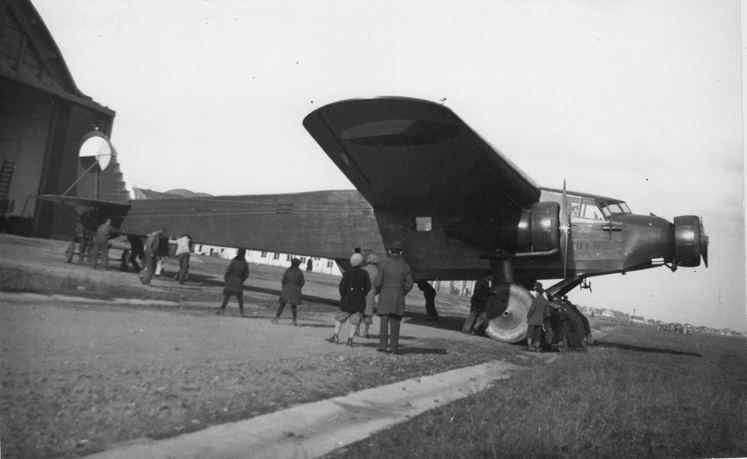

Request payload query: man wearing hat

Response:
[526,281,551,352]
[326,252,371,346]
[374,241,414,354]
[272,258,305,326]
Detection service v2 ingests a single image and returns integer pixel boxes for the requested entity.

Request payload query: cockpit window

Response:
[600,202,631,217]
[539,189,629,222]
[567,196,605,222]
[576,197,605,221]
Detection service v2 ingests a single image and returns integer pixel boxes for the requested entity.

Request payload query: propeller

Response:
[673,215,709,268]
[700,216,709,268]
[559,180,571,278]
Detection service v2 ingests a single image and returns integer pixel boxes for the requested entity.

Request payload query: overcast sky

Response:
[33,0,745,332]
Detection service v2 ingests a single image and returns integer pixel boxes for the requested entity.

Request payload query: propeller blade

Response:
[560,180,569,278]
[700,217,709,268]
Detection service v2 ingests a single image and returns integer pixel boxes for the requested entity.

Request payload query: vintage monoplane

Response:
[41,97,709,343]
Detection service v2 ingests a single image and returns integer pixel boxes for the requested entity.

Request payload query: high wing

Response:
[303,97,541,250]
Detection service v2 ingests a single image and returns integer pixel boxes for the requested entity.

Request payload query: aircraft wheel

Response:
[484,283,532,343]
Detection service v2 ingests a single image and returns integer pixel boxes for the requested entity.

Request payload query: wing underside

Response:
[303,97,540,217]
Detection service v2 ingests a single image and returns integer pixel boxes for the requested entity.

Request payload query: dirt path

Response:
[0,235,529,458]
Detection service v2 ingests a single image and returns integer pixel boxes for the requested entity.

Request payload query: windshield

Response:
[600,201,631,218]
[539,190,630,222]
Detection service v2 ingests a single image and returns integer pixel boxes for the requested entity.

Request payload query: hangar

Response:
[0,0,129,238]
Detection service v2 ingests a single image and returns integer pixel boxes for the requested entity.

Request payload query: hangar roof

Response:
[0,0,114,115]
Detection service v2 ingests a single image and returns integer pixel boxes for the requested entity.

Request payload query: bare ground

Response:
[0,234,537,458]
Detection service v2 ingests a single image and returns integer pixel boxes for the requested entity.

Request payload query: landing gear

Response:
[478,259,533,343]
[484,283,532,343]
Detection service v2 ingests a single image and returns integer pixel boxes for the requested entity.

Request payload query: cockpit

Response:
[539,188,631,222]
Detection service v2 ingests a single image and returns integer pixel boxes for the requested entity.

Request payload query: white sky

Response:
[33,0,745,332]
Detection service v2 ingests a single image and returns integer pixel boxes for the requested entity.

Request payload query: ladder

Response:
[0,159,15,213]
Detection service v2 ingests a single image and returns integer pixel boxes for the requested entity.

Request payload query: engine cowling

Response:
[517,201,560,251]
[673,215,708,267]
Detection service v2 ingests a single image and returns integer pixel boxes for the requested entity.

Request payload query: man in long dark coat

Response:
[374,241,414,354]
[217,248,250,316]
[327,253,371,346]
[561,296,589,351]
[563,295,592,345]
[554,299,586,352]
[272,258,305,326]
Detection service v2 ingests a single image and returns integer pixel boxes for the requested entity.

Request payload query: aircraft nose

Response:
[673,215,709,268]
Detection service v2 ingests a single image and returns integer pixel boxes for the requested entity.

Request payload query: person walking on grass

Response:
[272,258,305,326]
[327,253,371,346]
[217,248,249,317]
[374,241,414,354]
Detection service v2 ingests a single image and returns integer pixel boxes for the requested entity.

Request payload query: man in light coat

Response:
[175,233,192,284]
[374,241,414,354]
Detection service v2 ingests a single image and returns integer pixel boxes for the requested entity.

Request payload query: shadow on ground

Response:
[593,340,702,357]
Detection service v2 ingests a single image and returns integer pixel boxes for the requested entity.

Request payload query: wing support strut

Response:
[545,276,586,298]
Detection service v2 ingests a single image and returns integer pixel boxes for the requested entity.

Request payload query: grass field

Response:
[329,322,746,459]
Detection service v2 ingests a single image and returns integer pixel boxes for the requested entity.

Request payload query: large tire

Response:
[484,283,532,343]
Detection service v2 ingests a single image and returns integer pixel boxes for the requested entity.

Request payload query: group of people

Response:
[325,242,414,353]
[217,251,307,322]
[132,228,193,285]
[66,220,193,287]
[213,242,594,355]
[216,241,416,354]
[70,219,592,354]
[460,276,592,353]
[66,217,115,269]
[526,282,592,353]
